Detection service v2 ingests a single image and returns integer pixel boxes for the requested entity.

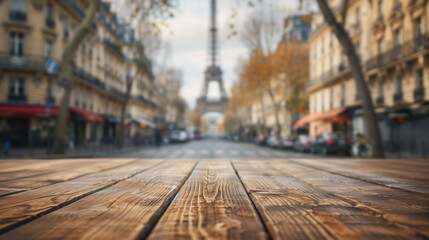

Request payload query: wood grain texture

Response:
[148,160,267,240]
[274,159,429,238]
[0,160,197,240]
[0,159,97,182]
[232,160,419,240]
[294,159,429,193]
[0,159,161,233]
[0,159,131,197]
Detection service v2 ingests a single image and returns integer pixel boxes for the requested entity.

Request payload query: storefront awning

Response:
[127,118,156,128]
[0,105,58,118]
[71,108,104,123]
[103,114,121,124]
[294,107,348,128]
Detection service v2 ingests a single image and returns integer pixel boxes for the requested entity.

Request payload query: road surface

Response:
[115,137,348,159]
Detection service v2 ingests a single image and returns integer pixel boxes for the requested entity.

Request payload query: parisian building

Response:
[0,0,159,148]
[301,0,429,157]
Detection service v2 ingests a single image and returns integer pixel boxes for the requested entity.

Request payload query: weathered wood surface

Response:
[148,160,267,240]
[0,158,427,240]
[232,160,421,240]
[0,159,161,232]
[0,160,196,240]
[0,159,133,197]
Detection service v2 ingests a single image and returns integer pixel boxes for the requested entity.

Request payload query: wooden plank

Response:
[0,159,97,182]
[0,159,136,197]
[0,160,197,240]
[0,159,162,233]
[232,160,418,240]
[273,159,429,238]
[295,159,429,194]
[148,160,267,240]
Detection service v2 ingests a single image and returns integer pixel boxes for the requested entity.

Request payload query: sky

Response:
[113,0,305,110]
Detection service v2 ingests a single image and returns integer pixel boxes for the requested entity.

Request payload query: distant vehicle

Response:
[311,133,350,155]
[255,134,266,145]
[281,135,294,149]
[293,135,314,152]
[169,130,188,143]
[267,135,281,148]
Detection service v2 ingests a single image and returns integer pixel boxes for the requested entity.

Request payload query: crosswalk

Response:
[137,148,290,158]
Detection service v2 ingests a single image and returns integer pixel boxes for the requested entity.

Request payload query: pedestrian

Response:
[154,128,162,149]
[357,132,367,157]
[1,124,11,157]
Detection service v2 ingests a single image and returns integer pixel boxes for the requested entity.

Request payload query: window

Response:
[395,76,402,94]
[9,78,25,96]
[378,39,384,64]
[82,89,87,109]
[355,41,361,58]
[10,0,26,21]
[9,32,24,58]
[44,40,53,59]
[74,88,79,107]
[89,93,94,111]
[378,81,384,98]
[378,0,383,19]
[415,17,423,49]
[355,7,360,28]
[64,17,69,39]
[47,79,55,103]
[341,84,346,106]
[415,69,424,90]
[46,3,55,28]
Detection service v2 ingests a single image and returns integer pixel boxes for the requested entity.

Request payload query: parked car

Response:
[281,135,294,149]
[169,130,188,143]
[254,134,266,145]
[311,133,350,155]
[267,135,281,148]
[293,135,314,152]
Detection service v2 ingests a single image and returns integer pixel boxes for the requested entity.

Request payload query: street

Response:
[116,137,347,159]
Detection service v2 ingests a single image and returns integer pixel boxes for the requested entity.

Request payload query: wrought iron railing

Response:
[0,52,50,69]
[73,67,106,90]
[307,62,350,87]
[9,10,27,21]
[367,33,429,71]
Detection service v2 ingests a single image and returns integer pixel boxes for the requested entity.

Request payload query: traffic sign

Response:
[46,59,58,74]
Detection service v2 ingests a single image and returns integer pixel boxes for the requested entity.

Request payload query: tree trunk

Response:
[258,91,267,134]
[267,88,281,135]
[51,0,101,154]
[316,0,385,158]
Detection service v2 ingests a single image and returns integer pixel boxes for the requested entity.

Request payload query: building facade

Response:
[0,0,159,149]
[304,0,429,156]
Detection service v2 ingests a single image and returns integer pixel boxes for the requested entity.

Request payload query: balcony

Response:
[393,92,403,103]
[414,88,425,101]
[102,40,124,58]
[9,10,27,21]
[46,18,55,28]
[109,86,127,99]
[73,67,106,90]
[376,96,384,105]
[8,94,27,103]
[0,52,50,70]
[366,33,429,71]
[307,63,350,88]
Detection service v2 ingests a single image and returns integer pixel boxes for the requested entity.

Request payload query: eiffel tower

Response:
[195,0,228,114]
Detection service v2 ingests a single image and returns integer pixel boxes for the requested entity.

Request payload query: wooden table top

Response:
[0,158,428,240]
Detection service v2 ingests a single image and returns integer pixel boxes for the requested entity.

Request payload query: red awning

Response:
[0,105,58,118]
[294,107,348,128]
[70,108,104,123]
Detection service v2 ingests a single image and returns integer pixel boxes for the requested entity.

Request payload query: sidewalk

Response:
[0,144,151,159]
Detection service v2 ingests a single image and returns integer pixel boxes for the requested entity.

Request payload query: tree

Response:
[190,111,202,129]
[240,5,285,135]
[314,0,385,158]
[52,0,101,154]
